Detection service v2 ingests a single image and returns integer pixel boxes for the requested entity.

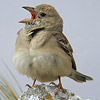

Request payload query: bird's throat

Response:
[28,27,45,39]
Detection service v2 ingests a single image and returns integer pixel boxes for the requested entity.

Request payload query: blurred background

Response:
[0,0,100,99]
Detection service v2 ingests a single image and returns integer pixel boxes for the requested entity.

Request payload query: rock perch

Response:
[18,84,83,100]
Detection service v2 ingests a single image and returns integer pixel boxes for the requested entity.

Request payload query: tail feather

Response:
[69,69,93,83]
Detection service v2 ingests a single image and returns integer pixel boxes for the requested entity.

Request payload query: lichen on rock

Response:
[18,84,82,100]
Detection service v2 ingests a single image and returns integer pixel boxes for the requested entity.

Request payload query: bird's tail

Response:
[69,69,93,82]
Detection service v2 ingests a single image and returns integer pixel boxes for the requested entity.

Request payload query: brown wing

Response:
[53,32,77,70]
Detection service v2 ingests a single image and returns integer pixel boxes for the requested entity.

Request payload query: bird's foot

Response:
[25,84,39,88]
[50,82,67,95]
[25,79,38,88]
[25,84,32,88]
[49,82,58,87]
[32,84,39,88]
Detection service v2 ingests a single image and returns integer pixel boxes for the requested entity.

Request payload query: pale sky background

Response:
[0,0,100,99]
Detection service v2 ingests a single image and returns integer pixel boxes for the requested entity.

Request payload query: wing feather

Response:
[53,32,77,70]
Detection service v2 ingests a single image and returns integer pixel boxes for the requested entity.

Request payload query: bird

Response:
[13,4,93,94]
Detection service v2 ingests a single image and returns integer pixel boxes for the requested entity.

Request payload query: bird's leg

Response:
[50,76,66,95]
[26,79,38,88]
[32,79,37,88]
[56,76,66,94]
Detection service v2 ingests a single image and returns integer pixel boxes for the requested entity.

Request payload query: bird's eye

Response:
[40,13,46,17]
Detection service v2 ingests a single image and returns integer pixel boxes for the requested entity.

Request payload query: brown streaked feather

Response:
[53,32,77,70]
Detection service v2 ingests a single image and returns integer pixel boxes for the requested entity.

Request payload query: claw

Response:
[25,84,32,88]
[49,82,58,87]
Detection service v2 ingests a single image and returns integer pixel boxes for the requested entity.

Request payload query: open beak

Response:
[19,6,37,23]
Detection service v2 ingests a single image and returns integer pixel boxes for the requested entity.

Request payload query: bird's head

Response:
[19,4,63,34]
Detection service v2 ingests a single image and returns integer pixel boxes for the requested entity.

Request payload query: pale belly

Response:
[13,50,72,82]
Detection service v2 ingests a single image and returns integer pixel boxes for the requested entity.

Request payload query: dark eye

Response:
[40,13,46,17]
